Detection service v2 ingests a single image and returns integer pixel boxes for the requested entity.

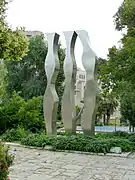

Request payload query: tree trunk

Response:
[106,114,110,125]
[106,110,111,125]
[129,123,131,132]
[103,114,106,125]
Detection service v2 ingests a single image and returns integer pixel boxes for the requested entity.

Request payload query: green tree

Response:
[0,61,7,98]
[114,0,135,30]
[120,83,135,131]
[97,57,119,125]
[0,0,28,61]
[0,92,44,133]
[7,35,65,99]
[96,92,118,125]
[102,31,135,126]
[6,35,47,99]
[0,0,28,102]
[101,0,135,127]
[6,34,65,119]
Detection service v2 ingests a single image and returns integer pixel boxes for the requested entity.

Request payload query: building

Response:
[75,68,121,120]
[25,31,42,38]
[75,68,86,107]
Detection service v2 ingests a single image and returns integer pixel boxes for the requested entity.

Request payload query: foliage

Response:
[6,35,65,99]
[76,106,81,115]
[6,35,47,99]
[97,57,119,125]
[0,61,7,98]
[99,2,135,126]
[114,0,135,30]
[120,83,135,128]
[6,35,65,120]
[0,0,28,61]
[104,28,135,127]
[18,96,44,132]
[96,91,118,125]
[98,58,114,92]
[0,92,25,133]
[0,93,44,134]
[0,143,14,180]
[106,28,135,88]
[1,126,29,142]
[21,132,135,153]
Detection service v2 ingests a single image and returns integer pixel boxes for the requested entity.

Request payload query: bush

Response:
[18,96,44,132]
[112,131,130,138]
[0,143,14,180]
[0,93,25,133]
[21,133,46,147]
[95,131,130,139]
[0,93,44,134]
[1,126,28,142]
[21,133,134,153]
[128,134,135,145]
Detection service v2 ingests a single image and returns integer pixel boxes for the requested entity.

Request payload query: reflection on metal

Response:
[43,33,60,135]
[44,30,98,136]
[62,31,77,135]
[76,30,98,136]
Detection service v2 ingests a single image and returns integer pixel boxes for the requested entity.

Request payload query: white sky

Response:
[6,0,123,68]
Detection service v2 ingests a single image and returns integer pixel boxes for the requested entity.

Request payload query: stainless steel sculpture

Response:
[76,30,98,135]
[62,31,78,135]
[43,33,60,135]
[44,30,98,136]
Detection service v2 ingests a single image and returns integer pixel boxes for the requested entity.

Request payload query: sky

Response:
[6,0,123,68]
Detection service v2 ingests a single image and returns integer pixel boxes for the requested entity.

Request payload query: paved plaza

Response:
[9,146,135,180]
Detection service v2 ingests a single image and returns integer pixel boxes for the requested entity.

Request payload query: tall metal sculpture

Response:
[62,31,78,135]
[76,30,98,135]
[44,30,98,136]
[43,33,60,135]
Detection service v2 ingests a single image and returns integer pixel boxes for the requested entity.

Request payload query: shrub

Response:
[2,126,28,142]
[0,143,14,180]
[112,131,130,138]
[21,134,134,153]
[0,93,25,133]
[95,131,130,139]
[128,134,135,145]
[21,133,47,148]
[0,93,44,134]
[18,96,44,132]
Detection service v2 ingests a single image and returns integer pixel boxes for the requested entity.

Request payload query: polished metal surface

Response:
[44,30,98,136]
[43,33,60,135]
[76,30,98,136]
[62,31,77,135]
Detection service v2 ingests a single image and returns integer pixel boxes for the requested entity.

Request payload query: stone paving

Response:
[9,146,135,180]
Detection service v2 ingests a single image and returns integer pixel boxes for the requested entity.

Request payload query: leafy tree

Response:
[97,57,119,125]
[6,35,47,99]
[0,0,28,103]
[114,0,135,30]
[0,61,7,98]
[101,31,135,126]
[0,92,44,133]
[96,92,118,125]
[120,83,135,131]
[98,57,115,93]
[6,34,65,119]
[100,0,135,127]
[0,0,28,61]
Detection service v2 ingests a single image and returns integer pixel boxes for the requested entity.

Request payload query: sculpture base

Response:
[57,126,84,134]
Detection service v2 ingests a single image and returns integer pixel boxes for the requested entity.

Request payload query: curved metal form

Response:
[76,30,98,136]
[43,33,60,135]
[62,31,77,135]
